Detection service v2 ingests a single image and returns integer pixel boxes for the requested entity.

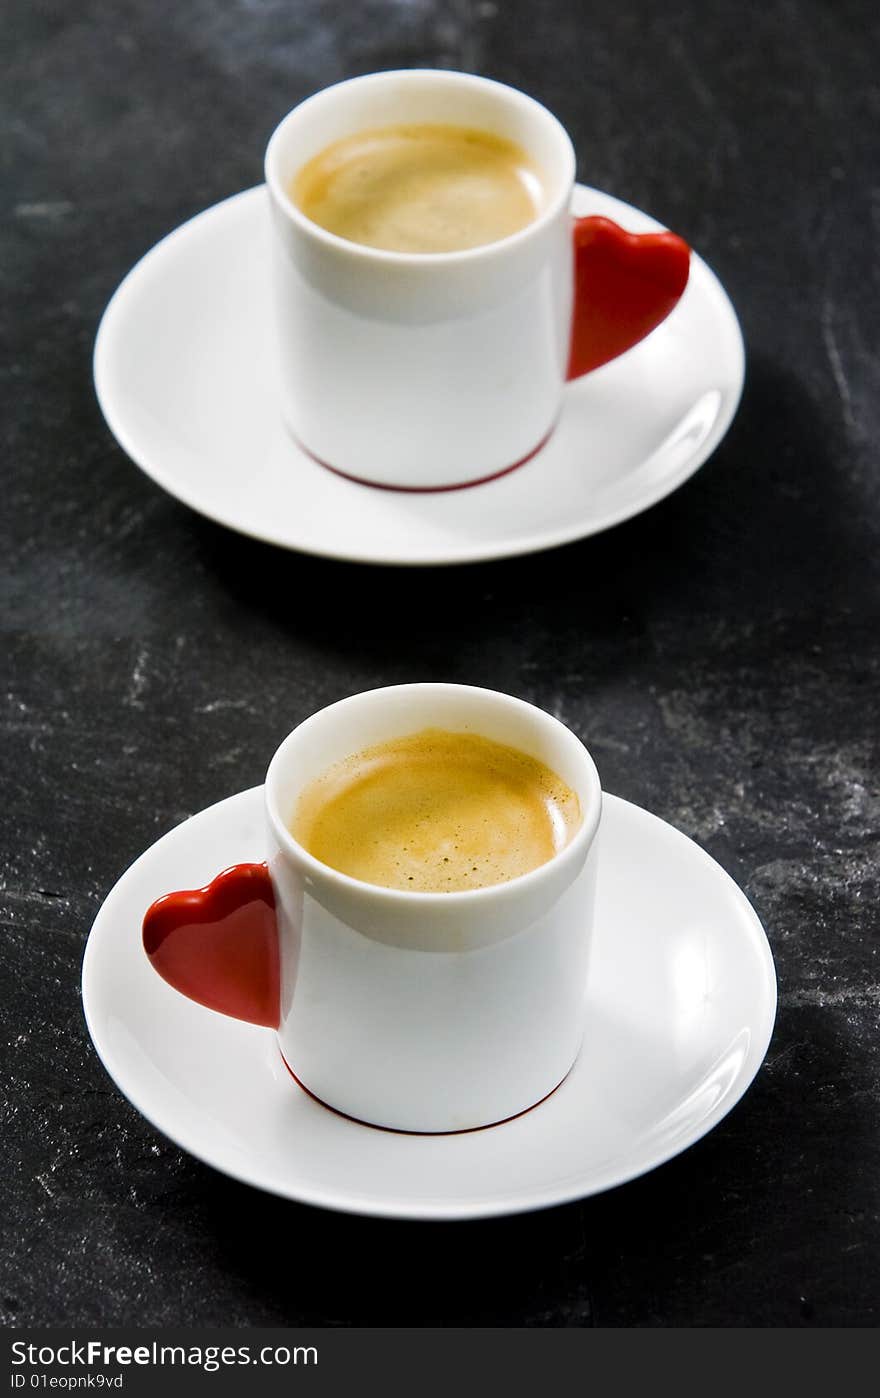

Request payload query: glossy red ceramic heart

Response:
[142,862,280,1027]
[567,216,691,379]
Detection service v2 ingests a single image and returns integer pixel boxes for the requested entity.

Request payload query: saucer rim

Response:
[93,183,746,568]
[81,787,776,1220]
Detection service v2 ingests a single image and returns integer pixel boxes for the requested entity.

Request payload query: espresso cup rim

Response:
[263,68,577,266]
[264,682,602,906]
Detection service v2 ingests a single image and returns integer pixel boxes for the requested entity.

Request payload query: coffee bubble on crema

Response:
[291,728,582,893]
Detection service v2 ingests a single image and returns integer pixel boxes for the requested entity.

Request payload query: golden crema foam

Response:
[291,728,582,893]
[291,123,543,254]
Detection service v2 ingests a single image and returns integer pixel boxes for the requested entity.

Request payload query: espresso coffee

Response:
[291,123,543,253]
[291,728,581,892]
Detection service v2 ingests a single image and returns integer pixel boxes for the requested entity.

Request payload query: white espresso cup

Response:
[264,69,690,490]
[143,684,602,1133]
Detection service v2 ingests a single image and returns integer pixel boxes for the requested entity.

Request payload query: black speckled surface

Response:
[2,0,878,1326]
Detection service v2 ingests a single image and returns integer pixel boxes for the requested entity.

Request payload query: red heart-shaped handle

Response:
[567,216,691,379]
[142,863,280,1028]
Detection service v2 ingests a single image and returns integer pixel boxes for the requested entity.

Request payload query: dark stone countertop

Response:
[2,0,877,1326]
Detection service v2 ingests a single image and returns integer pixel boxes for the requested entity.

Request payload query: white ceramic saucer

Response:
[93,185,744,566]
[82,787,775,1220]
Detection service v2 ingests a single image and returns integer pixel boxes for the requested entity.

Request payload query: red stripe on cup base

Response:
[279,1050,570,1135]
[293,426,556,494]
